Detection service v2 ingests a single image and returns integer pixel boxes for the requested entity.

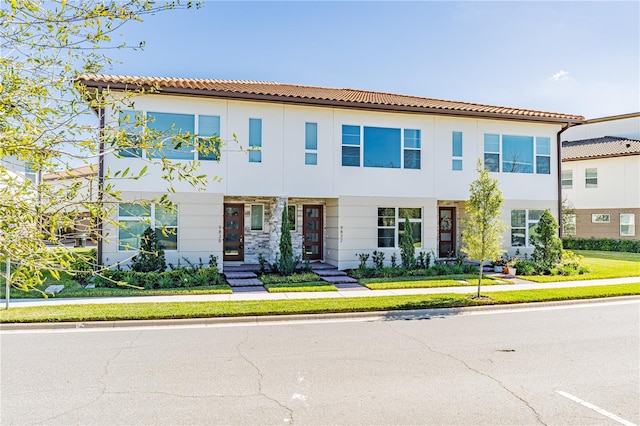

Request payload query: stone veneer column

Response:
[268,196,287,263]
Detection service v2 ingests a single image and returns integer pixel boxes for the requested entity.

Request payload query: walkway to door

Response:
[223,263,360,289]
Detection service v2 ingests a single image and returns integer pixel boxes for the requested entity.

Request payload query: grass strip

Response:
[364,278,507,290]
[1,285,233,299]
[264,282,338,293]
[1,284,638,324]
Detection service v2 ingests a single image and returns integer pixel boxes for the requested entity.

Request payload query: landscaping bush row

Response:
[94,267,223,289]
[563,237,640,253]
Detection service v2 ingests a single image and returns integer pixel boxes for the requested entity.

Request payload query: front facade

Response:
[78,75,583,270]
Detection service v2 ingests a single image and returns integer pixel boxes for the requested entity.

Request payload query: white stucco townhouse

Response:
[77,75,585,270]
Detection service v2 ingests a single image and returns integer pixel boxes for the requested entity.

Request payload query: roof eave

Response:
[562,152,640,161]
[77,79,584,124]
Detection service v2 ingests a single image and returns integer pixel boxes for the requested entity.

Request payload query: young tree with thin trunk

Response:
[461,160,507,297]
[1,1,207,294]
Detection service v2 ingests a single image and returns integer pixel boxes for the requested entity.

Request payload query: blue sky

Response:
[105,1,640,119]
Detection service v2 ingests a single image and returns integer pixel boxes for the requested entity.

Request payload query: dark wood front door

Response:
[303,205,323,260]
[438,207,456,257]
[223,204,244,261]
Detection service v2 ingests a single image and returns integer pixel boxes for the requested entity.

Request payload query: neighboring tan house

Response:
[42,164,98,243]
[561,113,640,240]
[77,75,584,270]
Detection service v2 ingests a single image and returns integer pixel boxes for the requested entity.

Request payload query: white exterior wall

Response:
[563,156,640,210]
[102,93,564,268]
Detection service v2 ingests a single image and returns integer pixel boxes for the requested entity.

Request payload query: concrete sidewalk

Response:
[2,276,639,308]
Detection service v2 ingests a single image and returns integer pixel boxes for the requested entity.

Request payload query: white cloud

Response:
[549,70,570,81]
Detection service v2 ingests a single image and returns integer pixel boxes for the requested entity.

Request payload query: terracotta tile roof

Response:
[562,136,640,161]
[43,165,97,180]
[76,74,584,123]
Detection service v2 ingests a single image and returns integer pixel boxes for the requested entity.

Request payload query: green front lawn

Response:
[521,250,640,282]
[264,282,338,292]
[363,275,509,290]
[1,284,638,323]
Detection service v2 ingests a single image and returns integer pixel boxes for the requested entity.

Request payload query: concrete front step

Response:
[314,269,347,277]
[334,282,367,290]
[224,271,258,279]
[226,278,264,287]
[320,275,359,284]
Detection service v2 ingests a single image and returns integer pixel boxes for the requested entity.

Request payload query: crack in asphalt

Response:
[37,330,143,425]
[235,331,295,424]
[384,322,547,425]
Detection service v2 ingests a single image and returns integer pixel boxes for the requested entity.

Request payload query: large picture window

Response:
[377,207,422,248]
[484,134,551,174]
[118,203,178,251]
[342,125,421,169]
[118,110,221,161]
[511,209,544,247]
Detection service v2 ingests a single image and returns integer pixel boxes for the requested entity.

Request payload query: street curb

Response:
[2,295,639,331]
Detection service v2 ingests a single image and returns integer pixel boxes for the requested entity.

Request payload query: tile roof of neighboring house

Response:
[76,74,585,124]
[43,165,97,181]
[562,136,640,161]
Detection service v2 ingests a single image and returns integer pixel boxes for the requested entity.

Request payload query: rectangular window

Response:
[561,170,573,189]
[536,137,551,174]
[24,162,38,185]
[377,207,422,248]
[364,126,401,168]
[118,110,144,158]
[620,214,635,236]
[288,205,296,231]
[198,115,221,161]
[147,112,195,160]
[404,129,421,169]
[118,203,178,251]
[452,131,463,171]
[591,214,610,223]
[305,122,318,165]
[511,209,544,247]
[586,168,597,188]
[502,135,534,174]
[248,118,262,163]
[484,134,500,172]
[563,214,576,236]
[342,125,361,166]
[250,205,263,231]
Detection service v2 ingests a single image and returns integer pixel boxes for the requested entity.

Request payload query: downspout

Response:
[97,87,105,267]
[556,121,578,238]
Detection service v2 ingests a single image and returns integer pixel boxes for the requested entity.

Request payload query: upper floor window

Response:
[561,170,573,189]
[342,125,421,169]
[117,110,221,161]
[484,134,550,174]
[305,122,318,165]
[341,125,361,167]
[248,118,262,163]
[118,202,178,251]
[585,168,597,188]
[452,131,463,171]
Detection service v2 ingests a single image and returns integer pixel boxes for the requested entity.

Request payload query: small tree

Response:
[278,203,296,275]
[531,210,563,272]
[400,215,416,269]
[461,161,507,297]
[131,227,166,273]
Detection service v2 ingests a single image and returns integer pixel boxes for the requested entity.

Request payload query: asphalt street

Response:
[1,300,638,425]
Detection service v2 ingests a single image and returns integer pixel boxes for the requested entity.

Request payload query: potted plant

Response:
[493,257,505,273]
[505,253,519,276]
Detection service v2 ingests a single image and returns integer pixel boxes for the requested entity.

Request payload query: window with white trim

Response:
[511,209,544,247]
[250,205,264,231]
[620,214,635,236]
[341,125,421,169]
[591,214,610,223]
[305,122,317,165]
[377,207,422,248]
[248,118,262,163]
[118,203,178,251]
[484,134,550,174]
[586,168,597,188]
[561,170,573,189]
[563,214,576,236]
[452,131,463,171]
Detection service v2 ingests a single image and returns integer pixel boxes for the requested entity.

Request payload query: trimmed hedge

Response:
[563,237,640,253]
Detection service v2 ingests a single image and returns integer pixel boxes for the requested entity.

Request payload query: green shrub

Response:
[130,227,166,272]
[372,250,385,270]
[563,237,640,253]
[400,216,416,269]
[513,259,537,275]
